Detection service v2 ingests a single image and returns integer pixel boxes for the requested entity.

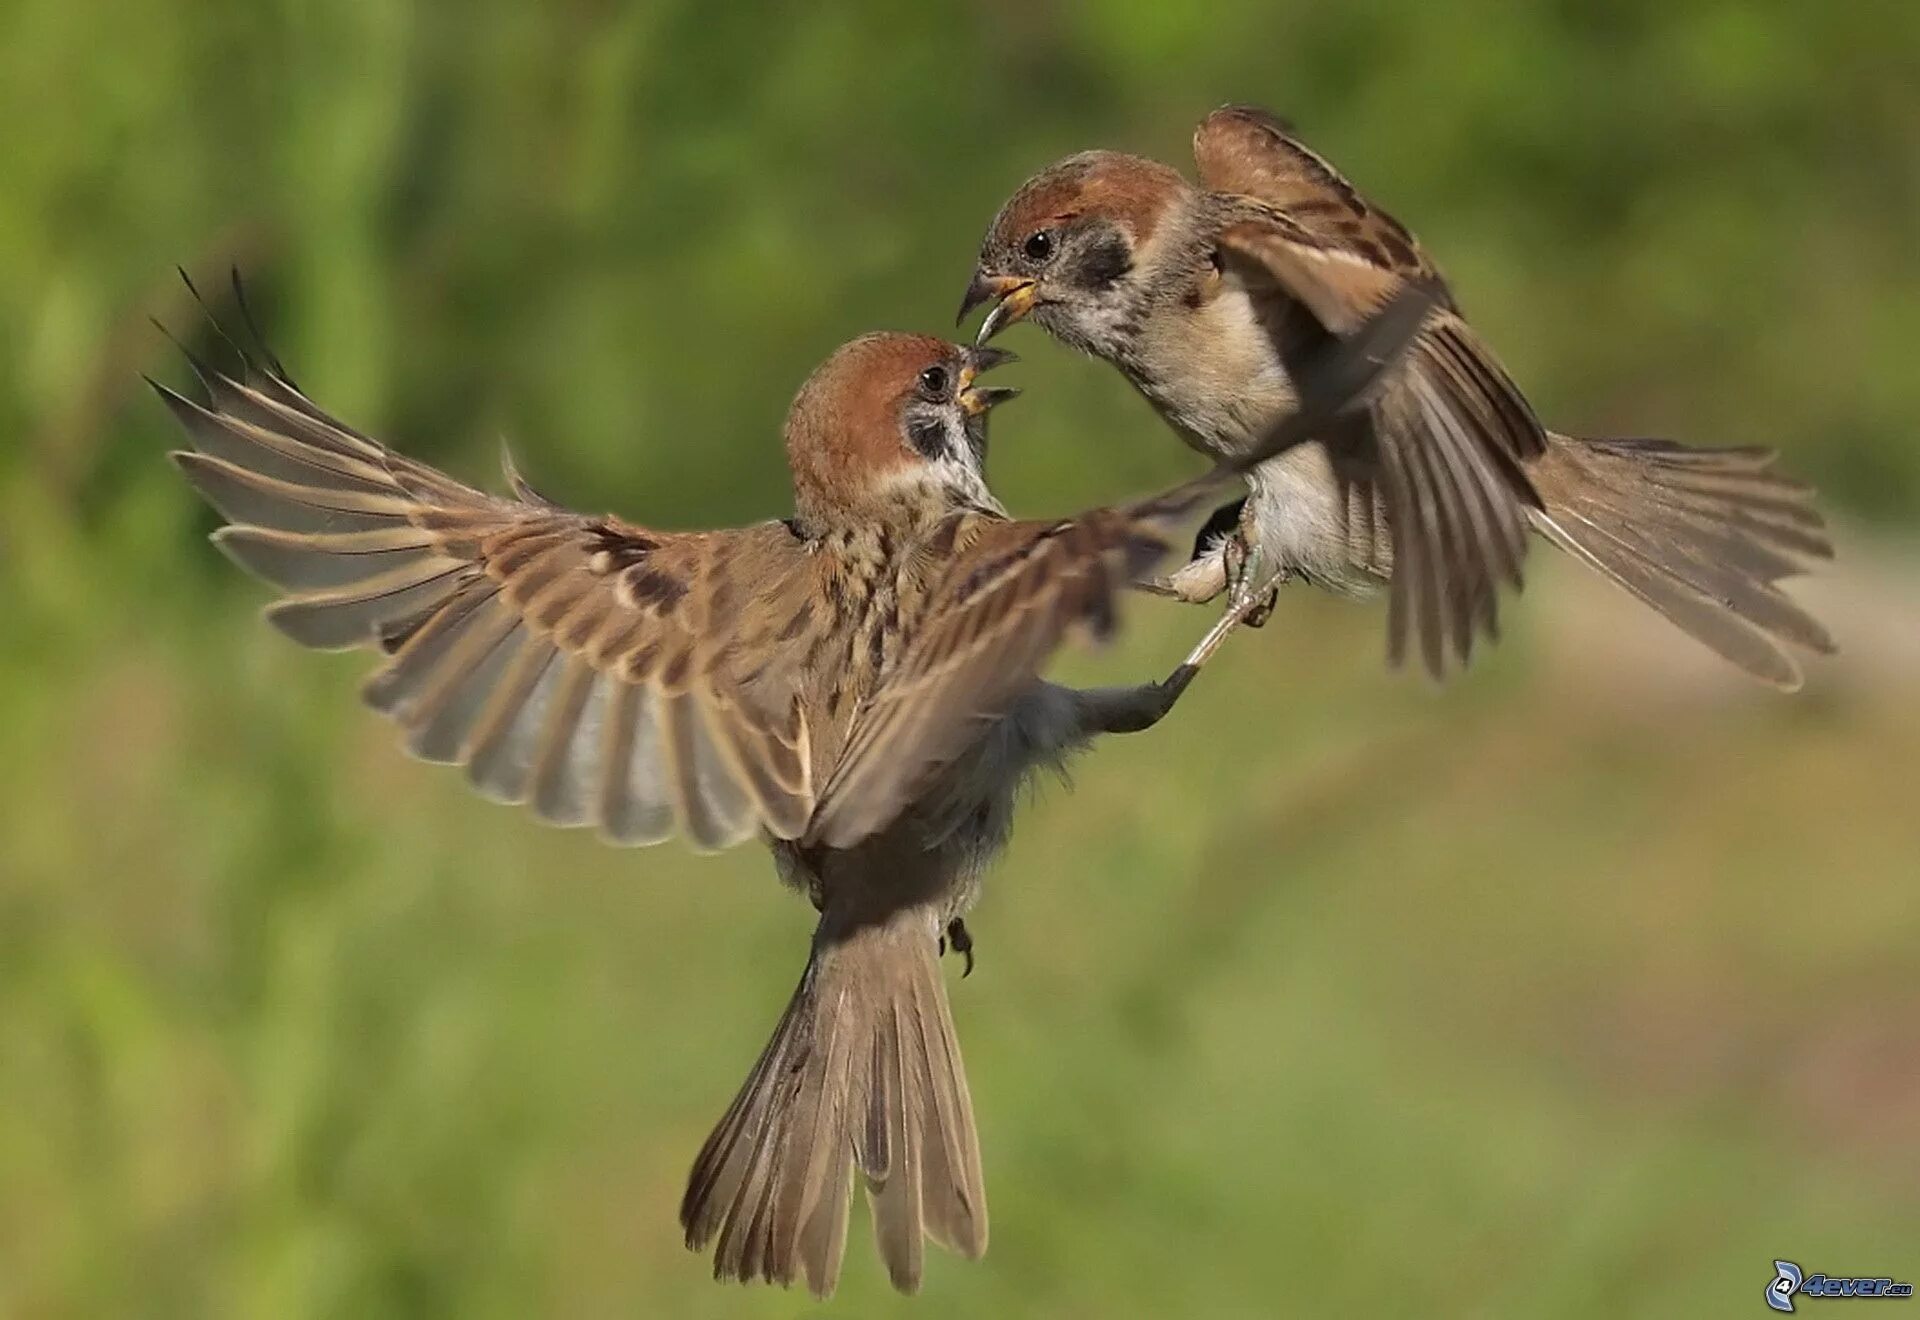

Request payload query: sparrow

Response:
[960,105,1835,687]
[155,276,1428,1296]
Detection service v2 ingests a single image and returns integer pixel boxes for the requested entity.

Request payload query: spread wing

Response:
[805,481,1223,850]
[158,355,816,852]
[1196,104,1547,676]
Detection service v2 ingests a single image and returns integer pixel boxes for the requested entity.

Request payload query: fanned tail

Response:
[679,910,986,1299]
[1528,433,1835,689]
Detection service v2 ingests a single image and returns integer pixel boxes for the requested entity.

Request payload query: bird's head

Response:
[784,333,1019,534]
[958,150,1193,359]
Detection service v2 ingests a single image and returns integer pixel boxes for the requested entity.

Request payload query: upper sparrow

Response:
[156,278,1427,1295]
[960,105,1834,686]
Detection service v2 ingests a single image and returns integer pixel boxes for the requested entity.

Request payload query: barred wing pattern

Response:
[807,480,1224,849]
[1199,104,1546,676]
[159,362,815,852]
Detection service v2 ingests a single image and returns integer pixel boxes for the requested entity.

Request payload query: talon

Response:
[1221,530,1251,596]
[1222,532,1267,611]
[945,918,975,978]
[1243,584,1281,629]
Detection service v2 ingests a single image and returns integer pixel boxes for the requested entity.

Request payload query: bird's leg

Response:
[1220,518,1283,630]
[1180,537,1287,675]
[943,918,975,977]
[1175,598,1251,674]
[1076,503,1286,740]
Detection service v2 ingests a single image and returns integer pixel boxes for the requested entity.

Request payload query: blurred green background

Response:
[4,1,1918,1316]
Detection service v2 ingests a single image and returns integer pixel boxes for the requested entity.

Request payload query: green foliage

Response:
[3,2,1916,1315]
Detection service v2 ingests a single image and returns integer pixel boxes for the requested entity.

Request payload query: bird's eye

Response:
[1022,229,1056,263]
[917,364,950,398]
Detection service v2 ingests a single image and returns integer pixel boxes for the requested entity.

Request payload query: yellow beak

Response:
[956,273,1038,344]
[958,346,1020,416]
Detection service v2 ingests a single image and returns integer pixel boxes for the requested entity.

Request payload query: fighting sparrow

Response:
[156,278,1427,1295]
[961,105,1834,686]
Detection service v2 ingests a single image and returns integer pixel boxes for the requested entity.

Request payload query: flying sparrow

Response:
[156,277,1428,1296]
[960,105,1835,686]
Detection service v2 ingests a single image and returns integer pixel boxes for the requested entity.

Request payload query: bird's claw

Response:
[1243,584,1280,629]
[945,918,975,977]
[1222,532,1258,604]
[1220,529,1283,627]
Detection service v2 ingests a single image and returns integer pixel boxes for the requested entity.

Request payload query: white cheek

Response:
[1066,295,1133,346]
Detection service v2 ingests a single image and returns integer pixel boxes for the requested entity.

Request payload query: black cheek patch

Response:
[1073,232,1134,291]
[907,417,947,458]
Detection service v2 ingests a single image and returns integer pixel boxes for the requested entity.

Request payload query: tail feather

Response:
[907,967,986,1253]
[1529,434,1835,689]
[680,913,985,1299]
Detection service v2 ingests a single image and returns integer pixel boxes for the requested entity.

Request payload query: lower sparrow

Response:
[158,276,1427,1295]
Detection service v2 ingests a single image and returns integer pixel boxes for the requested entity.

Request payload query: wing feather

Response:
[1199,105,1545,675]
[806,487,1219,849]
[161,352,819,851]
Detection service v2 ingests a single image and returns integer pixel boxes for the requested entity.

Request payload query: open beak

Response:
[956,272,1038,345]
[958,345,1020,416]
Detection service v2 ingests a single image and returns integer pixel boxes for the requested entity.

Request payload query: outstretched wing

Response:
[1196,104,1545,676]
[805,483,1220,849]
[159,354,817,852]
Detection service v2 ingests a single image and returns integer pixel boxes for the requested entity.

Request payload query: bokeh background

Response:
[4,2,1918,1316]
